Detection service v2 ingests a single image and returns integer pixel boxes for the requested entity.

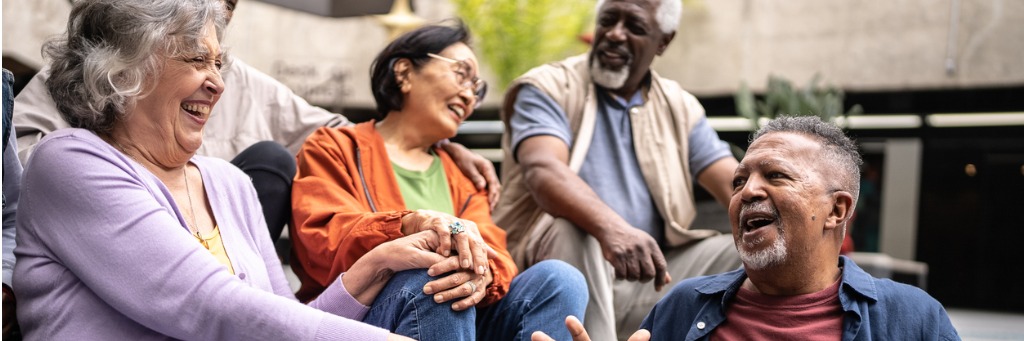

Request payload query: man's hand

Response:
[516,136,671,290]
[440,141,501,210]
[597,226,672,291]
[530,315,651,341]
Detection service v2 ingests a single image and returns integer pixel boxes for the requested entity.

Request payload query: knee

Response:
[385,269,474,317]
[234,141,296,178]
[385,270,457,306]
[526,260,588,302]
[386,269,435,295]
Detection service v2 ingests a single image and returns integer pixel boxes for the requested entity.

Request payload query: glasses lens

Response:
[475,81,487,103]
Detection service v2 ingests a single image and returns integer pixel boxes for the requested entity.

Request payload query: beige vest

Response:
[493,54,720,266]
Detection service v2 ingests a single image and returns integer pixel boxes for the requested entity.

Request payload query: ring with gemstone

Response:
[448,221,466,235]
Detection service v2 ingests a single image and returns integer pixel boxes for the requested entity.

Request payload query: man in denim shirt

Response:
[535,116,959,341]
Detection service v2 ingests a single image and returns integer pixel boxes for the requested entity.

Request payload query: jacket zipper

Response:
[357,145,468,217]
[354,147,378,212]
[457,194,473,217]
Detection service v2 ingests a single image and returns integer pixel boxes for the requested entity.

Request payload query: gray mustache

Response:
[740,201,779,221]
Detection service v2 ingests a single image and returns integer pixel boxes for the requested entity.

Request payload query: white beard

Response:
[738,229,787,270]
[590,58,629,90]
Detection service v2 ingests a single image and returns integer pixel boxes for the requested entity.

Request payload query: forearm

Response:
[696,157,739,209]
[523,160,631,241]
[291,210,408,282]
[339,257,393,306]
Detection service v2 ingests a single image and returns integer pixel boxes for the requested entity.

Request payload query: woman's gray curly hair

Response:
[44,0,226,135]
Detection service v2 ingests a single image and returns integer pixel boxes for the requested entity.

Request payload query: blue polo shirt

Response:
[510,84,731,244]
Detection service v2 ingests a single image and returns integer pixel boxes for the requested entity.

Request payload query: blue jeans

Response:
[363,260,587,341]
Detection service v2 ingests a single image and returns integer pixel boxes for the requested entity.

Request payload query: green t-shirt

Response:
[392,154,454,215]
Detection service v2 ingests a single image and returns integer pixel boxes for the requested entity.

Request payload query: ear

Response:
[824,190,855,231]
[656,31,676,56]
[392,58,413,91]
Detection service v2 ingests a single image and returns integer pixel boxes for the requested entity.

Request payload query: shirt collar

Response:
[694,267,746,309]
[695,256,879,303]
[838,255,879,302]
[598,88,644,109]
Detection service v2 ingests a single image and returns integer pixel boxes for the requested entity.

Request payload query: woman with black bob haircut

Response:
[291,20,588,340]
[370,21,484,117]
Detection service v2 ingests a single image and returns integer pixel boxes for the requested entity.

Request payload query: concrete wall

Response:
[1,0,71,69]
[1,0,466,109]
[4,0,1023,107]
[662,0,1024,95]
[215,0,469,109]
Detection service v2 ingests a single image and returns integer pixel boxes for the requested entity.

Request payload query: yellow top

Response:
[199,225,234,275]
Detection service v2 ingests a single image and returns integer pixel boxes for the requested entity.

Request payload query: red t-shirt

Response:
[712,278,844,340]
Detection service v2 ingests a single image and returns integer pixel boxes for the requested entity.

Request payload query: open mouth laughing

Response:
[181,102,211,119]
[739,202,781,235]
[448,104,466,120]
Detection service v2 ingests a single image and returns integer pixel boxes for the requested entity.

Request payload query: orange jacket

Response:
[290,121,517,306]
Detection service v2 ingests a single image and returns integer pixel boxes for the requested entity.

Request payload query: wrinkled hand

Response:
[422,255,493,311]
[375,230,449,273]
[346,231,449,306]
[530,316,651,341]
[402,210,493,275]
[598,226,671,291]
[441,141,501,211]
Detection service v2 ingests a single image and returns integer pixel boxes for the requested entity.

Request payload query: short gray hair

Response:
[751,116,863,202]
[596,0,683,34]
[44,0,226,135]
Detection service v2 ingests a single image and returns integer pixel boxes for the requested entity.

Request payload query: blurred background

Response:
[4,0,1023,338]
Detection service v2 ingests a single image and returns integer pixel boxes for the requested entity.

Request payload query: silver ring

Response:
[467,281,477,293]
[448,221,465,235]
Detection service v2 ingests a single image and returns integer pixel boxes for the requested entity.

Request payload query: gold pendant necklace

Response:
[108,137,210,249]
[182,166,211,250]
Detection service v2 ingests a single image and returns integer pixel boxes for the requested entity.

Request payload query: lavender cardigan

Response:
[13,129,387,340]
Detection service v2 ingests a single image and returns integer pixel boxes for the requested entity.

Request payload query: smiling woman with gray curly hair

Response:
[45,0,227,135]
[13,1,434,340]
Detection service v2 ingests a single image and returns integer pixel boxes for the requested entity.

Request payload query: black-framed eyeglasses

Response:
[426,53,487,108]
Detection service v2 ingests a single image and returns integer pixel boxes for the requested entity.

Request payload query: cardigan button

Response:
[238,272,246,280]
[696,321,706,330]
[629,107,640,115]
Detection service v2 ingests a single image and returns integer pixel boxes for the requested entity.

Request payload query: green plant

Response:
[453,0,594,91]
[735,74,863,130]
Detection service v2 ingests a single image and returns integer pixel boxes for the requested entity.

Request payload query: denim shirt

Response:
[3,69,13,152]
[640,256,961,340]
